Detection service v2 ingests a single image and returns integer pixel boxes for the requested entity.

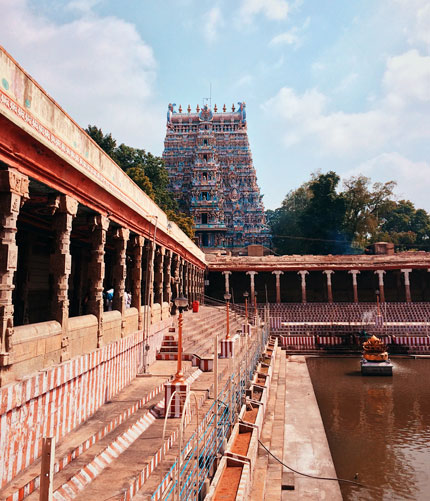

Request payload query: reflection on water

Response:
[307,358,430,501]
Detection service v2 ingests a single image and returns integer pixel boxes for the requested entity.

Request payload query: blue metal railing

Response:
[151,322,269,501]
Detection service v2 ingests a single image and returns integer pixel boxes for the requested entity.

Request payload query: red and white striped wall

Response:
[164,382,190,418]
[392,336,430,346]
[0,331,144,489]
[280,336,316,348]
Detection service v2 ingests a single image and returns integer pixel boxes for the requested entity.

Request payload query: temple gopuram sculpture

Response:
[361,335,393,376]
[163,102,271,250]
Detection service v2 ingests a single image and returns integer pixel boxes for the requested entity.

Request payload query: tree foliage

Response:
[86,125,194,238]
[267,171,430,255]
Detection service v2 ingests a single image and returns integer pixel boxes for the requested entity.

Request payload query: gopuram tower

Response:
[163,102,270,250]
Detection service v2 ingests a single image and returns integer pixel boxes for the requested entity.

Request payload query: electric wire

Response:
[257,438,381,493]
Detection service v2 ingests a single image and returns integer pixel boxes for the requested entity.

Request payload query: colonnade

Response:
[221,267,429,304]
[0,166,205,383]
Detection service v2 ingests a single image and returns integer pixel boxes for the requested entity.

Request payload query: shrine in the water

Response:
[162,102,271,250]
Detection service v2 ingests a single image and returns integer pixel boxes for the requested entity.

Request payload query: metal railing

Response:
[151,321,269,501]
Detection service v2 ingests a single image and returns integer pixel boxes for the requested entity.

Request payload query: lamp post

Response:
[243,291,249,324]
[254,291,258,322]
[224,292,231,339]
[172,295,188,383]
[376,289,380,316]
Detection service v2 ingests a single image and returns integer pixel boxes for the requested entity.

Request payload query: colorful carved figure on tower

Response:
[238,101,246,124]
[162,101,270,249]
[167,103,176,123]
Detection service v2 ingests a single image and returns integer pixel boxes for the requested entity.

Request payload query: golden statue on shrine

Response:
[362,335,388,362]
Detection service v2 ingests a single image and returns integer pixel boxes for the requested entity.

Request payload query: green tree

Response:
[299,171,348,254]
[342,176,396,249]
[85,125,194,238]
[374,200,430,250]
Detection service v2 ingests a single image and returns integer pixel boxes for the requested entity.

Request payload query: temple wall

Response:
[0,330,144,488]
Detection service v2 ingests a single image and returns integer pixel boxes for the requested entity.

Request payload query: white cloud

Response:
[262,87,392,153]
[203,6,224,43]
[263,44,430,157]
[269,29,300,48]
[345,153,430,211]
[0,0,164,151]
[334,72,358,94]
[383,49,430,107]
[240,0,289,22]
[66,0,102,14]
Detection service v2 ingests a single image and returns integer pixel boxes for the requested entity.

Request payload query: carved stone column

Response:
[222,271,232,295]
[374,270,386,302]
[297,270,308,304]
[171,253,180,302]
[50,195,78,361]
[246,271,258,305]
[131,235,145,330]
[401,268,412,302]
[348,270,360,303]
[323,270,334,303]
[179,259,184,296]
[187,264,193,302]
[183,261,189,303]
[0,168,29,378]
[163,249,172,307]
[144,240,155,308]
[112,227,130,336]
[272,270,284,303]
[189,265,195,303]
[87,215,109,348]
[154,246,165,306]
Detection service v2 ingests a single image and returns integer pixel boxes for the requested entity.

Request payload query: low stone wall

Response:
[124,307,139,335]
[13,321,63,379]
[0,330,144,489]
[69,314,98,359]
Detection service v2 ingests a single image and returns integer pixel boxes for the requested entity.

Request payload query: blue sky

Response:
[1,0,430,211]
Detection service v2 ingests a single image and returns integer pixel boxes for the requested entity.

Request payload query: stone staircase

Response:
[0,305,245,501]
[251,347,288,501]
[157,305,245,370]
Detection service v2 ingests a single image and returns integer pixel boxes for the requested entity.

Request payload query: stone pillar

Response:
[374,270,386,303]
[144,240,155,307]
[0,168,29,378]
[189,266,195,303]
[50,195,78,361]
[401,269,412,303]
[348,270,360,303]
[112,227,130,336]
[154,246,165,306]
[171,253,180,301]
[323,270,334,303]
[187,264,192,302]
[297,270,308,304]
[131,235,145,330]
[87,215,110,347]
[222,271,232,295]
[272,270,284,303]
[246,271,258,304]
[163,250,172,306]
[183,261,189,303]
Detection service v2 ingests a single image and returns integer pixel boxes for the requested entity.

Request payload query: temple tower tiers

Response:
[163,102,271,250]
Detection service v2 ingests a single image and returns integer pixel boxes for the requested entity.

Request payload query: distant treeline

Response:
[85,125,194,238]
[266,171,430,255]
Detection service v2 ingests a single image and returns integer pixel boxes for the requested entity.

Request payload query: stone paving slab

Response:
[282,356,342,500]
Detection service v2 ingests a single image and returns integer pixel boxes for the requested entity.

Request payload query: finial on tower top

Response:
[232,103,235,112]
[214,104,218,112]
[196,104,200,112]
[223,104,226,112]
[187,104,191,113]
[179,104,182,113]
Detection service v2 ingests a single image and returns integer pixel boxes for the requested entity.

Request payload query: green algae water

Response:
[307,358,430,501]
